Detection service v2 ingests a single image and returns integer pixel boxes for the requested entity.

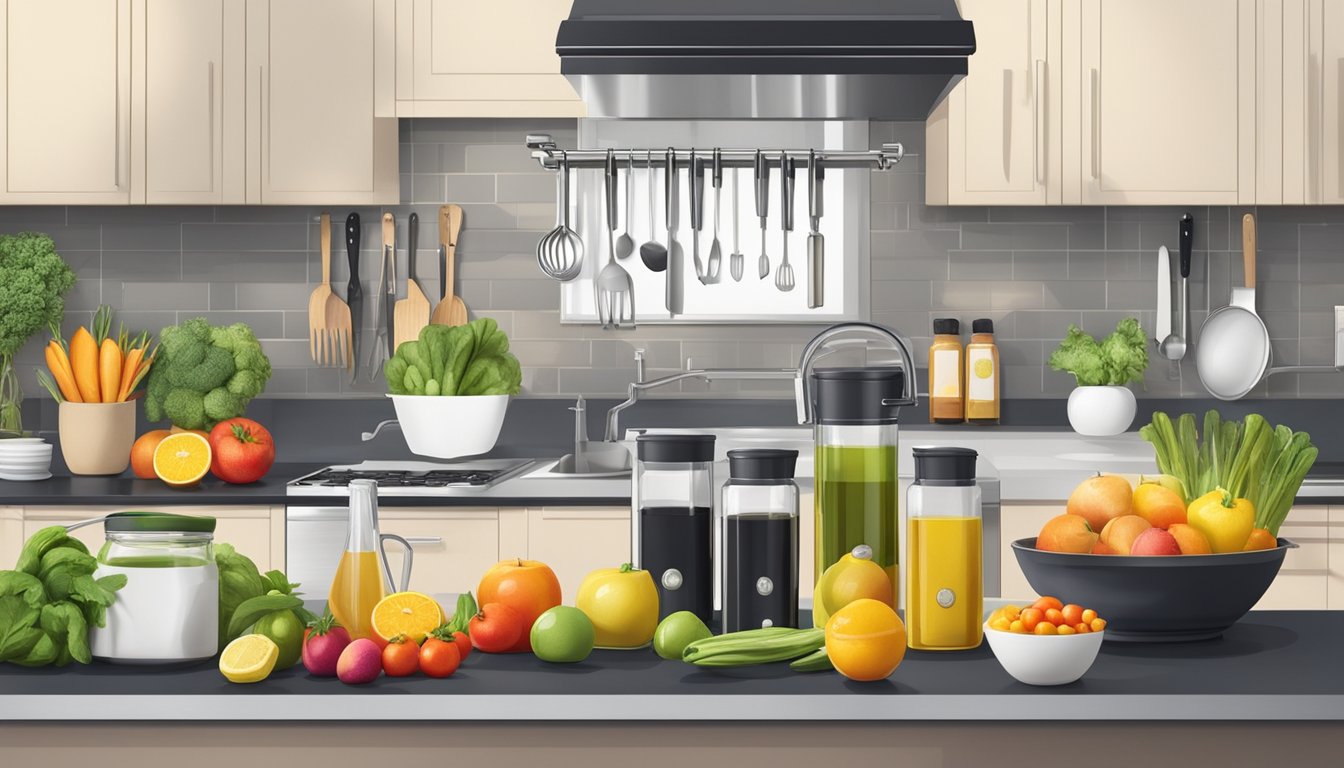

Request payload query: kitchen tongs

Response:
[368,213,397,380]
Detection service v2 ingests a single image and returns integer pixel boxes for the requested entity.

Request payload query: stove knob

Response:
[936,588,956,608]
[661,568,683,591]
[755,576,774,596]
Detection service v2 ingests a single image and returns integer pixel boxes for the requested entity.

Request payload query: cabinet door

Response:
[397,0,583,117]
[1253,506,1329,610]
[379,509,501,598]
[1328,505,1343,609]
[927,0,1059,205]
[139,0,244,203]
[526,508,630,601]
[0,507,22,573]
[999,504,1061,601]
[1071,0,1255,204]
[0,0,131,203]
[1314,0,1344,203]
[247,0,398,204]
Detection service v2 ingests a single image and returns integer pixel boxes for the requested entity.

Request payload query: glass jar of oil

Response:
[906,447,982,650]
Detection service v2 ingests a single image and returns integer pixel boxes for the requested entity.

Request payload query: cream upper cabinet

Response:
[135,0,246,204]
[0,0,132,204]
[927,0,1061,205]
[394,0,584,117]
[1067,0,1257,204]
[1316,0,1344,203]
[246,0,398,204]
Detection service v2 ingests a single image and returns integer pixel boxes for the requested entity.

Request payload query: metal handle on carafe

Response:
[378,533,414,593]
[794,321,921,424]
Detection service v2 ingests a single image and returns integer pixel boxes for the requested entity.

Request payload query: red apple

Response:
[1130,527,1182,556]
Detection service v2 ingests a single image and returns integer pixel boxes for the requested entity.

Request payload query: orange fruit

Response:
[824,598,906,682]
[1132,482,1187,529]
[152,432,212,487]
[1066,474,1134,533]
[371,591,444,643]
[1243,528,1277,551]
[1168,523,1213,555]
[1061,604,1084,626]
[1035,515,1099,553]
[130,429,172,479]
[1031,596,1063,612]
[1099,514,1152,555]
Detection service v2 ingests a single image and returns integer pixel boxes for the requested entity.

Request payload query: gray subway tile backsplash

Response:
[5,118,1342,400]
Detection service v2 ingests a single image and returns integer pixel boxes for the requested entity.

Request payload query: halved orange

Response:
[153,432,212,487]
[371,591,444,643]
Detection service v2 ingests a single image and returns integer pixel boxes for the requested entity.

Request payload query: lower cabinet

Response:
[377,508,502,597]
[525,507,632,602]
[999,503,1063,600]
[1330,506,1344,610]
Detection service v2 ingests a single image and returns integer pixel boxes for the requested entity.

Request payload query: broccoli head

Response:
[144,318,273,430]
[0,232,75,360]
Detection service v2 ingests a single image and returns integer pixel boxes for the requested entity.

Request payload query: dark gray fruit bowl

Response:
[1011,537,1296,643]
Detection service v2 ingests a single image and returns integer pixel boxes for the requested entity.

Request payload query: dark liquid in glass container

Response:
[640,505,712,623]
[723,512,799,632]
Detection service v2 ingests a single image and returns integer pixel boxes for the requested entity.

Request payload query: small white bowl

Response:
[0,443,51,454]
[983,624,1104,686]
[387,394,509,459]
[0,457,54,468]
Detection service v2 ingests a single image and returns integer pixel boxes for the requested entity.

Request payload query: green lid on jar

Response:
[103,511,217,533]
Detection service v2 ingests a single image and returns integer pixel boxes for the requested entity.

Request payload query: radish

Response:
[302,615,352,677]
[337,639,383,685]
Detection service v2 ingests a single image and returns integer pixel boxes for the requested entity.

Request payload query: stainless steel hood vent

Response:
[556,0,975,120]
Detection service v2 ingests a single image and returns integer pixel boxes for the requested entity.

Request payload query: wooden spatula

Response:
[430,204,468,326]
[393,211,430,349]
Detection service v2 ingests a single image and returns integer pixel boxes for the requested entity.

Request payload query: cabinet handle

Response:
[1034,59,1046,184]
[113,39,120,189]
[1337,56,1343,200]
[403,536,444,546]
[208,61,216,192]
[259,65,268,188]
[1089,68,1100,179]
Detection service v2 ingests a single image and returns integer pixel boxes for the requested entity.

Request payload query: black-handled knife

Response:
[408,212,419,289]
[1178,213,1193,278]
[345,212,361,380]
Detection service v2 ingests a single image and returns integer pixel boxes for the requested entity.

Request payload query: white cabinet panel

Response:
[526,507,630,601]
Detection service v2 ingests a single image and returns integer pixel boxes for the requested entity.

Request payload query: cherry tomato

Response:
[1061,604,1084,626]
[1044,608,1065,626]
[449,629,472,661]
[420,637,461,678]
[382,636,420,677]
[1031,596,1064,612]
[1019,608,1044,631]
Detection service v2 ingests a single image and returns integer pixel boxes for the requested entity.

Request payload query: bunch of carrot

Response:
[37,306,156,404]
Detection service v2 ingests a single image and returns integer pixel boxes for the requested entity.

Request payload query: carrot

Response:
[44,341,82,402]
[116,346,143,403]
[120,351,155,401]
[69,327,100,403]
[99,338,123,403]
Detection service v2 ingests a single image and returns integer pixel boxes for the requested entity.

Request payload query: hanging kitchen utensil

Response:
[775,153,796,293]
[596,149,635,329]
[536,152,583,281]
[394,212,430,349]
[639,150,668,273]
[665,147,684,315]
[729,167,744,282]
[430,204,468,326]
[615,151,636,261]
[705,148,723,284]
[345,212,362,381]
[1196,213,1270,400]
[308,212,344,366]
[1155,245,1172,347]
[1161,214,1193,363]
[690,149,708,284]
[755,150,770,280]
[806,150,825,308]
[368,213,396,380]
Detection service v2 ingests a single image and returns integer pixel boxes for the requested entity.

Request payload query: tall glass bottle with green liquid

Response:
[810,367,905,627]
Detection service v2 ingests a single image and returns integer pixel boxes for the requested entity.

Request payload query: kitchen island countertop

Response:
[1,611,1340,721]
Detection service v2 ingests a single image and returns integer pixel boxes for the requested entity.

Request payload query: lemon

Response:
[219,634,279,684]
[973,358,994,379]
[814,545,894,627]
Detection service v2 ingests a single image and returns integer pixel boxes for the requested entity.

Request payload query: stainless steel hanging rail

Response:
[525,134,905,172]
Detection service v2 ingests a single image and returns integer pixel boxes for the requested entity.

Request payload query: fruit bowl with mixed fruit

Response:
[983,597,1106,686]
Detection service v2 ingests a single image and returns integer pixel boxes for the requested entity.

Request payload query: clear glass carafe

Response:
[722,449,799,632]
[328,479,413,640]
[636,434,715,624]
[906,447,982,650]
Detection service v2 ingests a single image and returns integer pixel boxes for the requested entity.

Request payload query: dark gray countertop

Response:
[1,612,1340,721]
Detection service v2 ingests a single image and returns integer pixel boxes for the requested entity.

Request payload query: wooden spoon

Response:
[393,212,430,349]
[430,204,468,326]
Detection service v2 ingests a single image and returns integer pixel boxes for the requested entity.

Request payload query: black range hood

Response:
[556,0,975,120]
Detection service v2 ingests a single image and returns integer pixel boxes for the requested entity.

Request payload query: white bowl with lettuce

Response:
[384,319,523,458]
[1049,318,1148,437]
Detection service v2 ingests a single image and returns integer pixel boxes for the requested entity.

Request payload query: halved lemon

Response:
[372,591,444,643]
[219,634,279,684]
[152,432,212,487]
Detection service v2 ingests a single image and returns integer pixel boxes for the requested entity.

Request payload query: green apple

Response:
[653,611,712,660]
[530,606,596,663]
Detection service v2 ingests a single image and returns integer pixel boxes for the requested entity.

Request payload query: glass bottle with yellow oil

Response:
[928,319,964,423]
[906,447,982,650]
[965,319,1000,424]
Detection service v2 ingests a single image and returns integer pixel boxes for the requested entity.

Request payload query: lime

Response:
[253,609,305,670]
[653,611,712,660]
[530,606,596,663]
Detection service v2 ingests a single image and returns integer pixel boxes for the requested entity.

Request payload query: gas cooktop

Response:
[287,460,534,496]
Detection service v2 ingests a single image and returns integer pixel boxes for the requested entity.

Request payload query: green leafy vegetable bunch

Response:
[214,543,315,648]
[144,318,273,430]
[1048,317,1149,387]
[386,317,522,397]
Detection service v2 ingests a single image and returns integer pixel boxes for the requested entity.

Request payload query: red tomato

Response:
[419,637,461,678]
[449,629,472,661]
[382,636,420,677]
[468,602,525,653]
[208,418,276,484]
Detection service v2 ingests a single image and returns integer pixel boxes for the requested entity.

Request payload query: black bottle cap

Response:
[972,318,994,334]
[810,366,906,425]
[636,434,715,463]
[933,318,960,335]
[727,449,799,481]
[912,446,978,486]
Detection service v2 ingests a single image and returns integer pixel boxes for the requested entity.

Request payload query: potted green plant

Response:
[0,233,75,437]
[1048,318,1149,436]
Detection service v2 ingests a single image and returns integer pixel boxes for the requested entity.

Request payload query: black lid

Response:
[636,434,716,463]
[972,318,994,334]
[810,366,906,425]
[727,449,799,481]
[103,511,217,534]
[912,446,978,486]
[933,318,960,335]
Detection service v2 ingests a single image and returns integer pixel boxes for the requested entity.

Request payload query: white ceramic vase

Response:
[1066,385,1137,437]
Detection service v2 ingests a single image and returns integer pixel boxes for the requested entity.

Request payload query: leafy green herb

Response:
[386,318,522,397]
[1048,318,1149,387]
[226,594,304,639]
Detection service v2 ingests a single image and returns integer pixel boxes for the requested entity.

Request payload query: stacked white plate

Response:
[0,438,54,481]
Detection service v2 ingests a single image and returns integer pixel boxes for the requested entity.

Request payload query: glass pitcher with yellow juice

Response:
[329,479,414,640]
[906,447,982,650]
